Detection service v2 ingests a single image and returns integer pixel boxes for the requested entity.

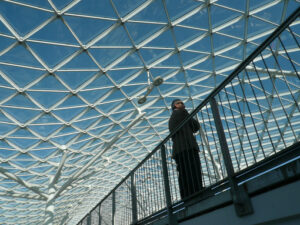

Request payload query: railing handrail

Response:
[83,6,300,218]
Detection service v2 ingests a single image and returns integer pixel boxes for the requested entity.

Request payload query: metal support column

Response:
[161,145,178,225]
[210,97,253,216]
[131,174,138,224]
[112,191,115,225]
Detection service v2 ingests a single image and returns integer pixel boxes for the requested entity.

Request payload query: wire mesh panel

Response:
[132,149,166,220]
[165,140,180,203]
[91,206,100,225]
[113,178,132,225]
[196,108,227,186]
[99,195,113,225]
[216,23,300,172]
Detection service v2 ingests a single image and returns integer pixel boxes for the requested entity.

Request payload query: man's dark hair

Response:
[171,99,181,111]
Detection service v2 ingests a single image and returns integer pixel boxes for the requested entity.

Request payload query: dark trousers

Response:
[174,150,203,199]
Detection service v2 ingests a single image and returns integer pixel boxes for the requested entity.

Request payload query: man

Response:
[168,99,203,199]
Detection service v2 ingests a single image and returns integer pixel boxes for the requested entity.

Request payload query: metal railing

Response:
[78,7,300,225]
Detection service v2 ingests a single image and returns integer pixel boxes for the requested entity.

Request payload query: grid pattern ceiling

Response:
[0,0,299,224]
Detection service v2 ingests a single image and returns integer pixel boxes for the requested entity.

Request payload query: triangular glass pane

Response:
[130,0,168,22]
[89,48,129,68]
[59,51,98,70]
[113,0,147,17]
[10,153,37,167]
[0,65,44,88]
[122,84,145,97]
[164,0,200,21]
[30,18,78,44]
[28,124,61,137]
[68,0,117,18]
[174,25,206,46]
[0,111,11,123]
[156,52,181,67]
[139,48,172,64]
[57,71,96,90]
[4,93,38,108]
[51,0,73,10]
[213,33,240,53]
[79,108,100,119]
[164,70,185,83]
[58,95,85,108]
[55,126,78,136]
[94,25,132,46]
[3,108,41,124]
[179,7,208,29]
[0,44,42,67]
[113,52,144,68]
[125,22,165,45]
[0,36,15,52]
[8,138,39,149]
[220,18,246,39]
[180,50,208,66]
[145,29,176,48]
[0,149,18,158]
[0,1,52,36]
[186,35,211,53]
[30,74,67,90]
[0,88,15,102]
[247,16,276,40]
[83,74,114,89]
[73,117,99,130]
[28,42,79,68]
[65,15,115,45]
[160,83,182,96]
[15,0,52,8]
[51,133,77,145]
[97,101,122,114]
[191,56,214,71]
[253,1,284,24]
[0,18,13,35]
[10,128,36,138]
[79,88,111,104]
[32,113,61,124]
[211,4,242,29]
[101,89,125,102]
[249,0,276,12]
[28,91,68,108]
[110,109,136,121]
[216,0,246,11]
[53,107,85,122]
[109,69,143,84]
[30,162,53,173]
[0,123,16,135]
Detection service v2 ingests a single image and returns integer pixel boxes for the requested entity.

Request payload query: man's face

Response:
[174,101,185,110]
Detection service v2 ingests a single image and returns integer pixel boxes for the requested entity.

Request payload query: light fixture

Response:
[138,76,164,104]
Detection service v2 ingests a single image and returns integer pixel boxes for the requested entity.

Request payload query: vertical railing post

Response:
[161,145,178,225]
[131,174,138,224]
[87,212,91,225]
[210,97,253,216]
[112,191,115,225]
[99,204,101,225]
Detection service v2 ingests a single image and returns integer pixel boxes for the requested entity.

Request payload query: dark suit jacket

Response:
[168,109,200,158]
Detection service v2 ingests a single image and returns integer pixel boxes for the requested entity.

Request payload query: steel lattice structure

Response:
[0,0,299,224]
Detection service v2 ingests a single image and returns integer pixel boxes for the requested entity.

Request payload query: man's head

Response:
[171,99,185,110]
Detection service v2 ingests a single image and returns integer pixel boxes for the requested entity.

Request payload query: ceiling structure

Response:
[0,0,299,224]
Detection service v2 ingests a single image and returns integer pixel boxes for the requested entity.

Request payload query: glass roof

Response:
[0,0,299,224]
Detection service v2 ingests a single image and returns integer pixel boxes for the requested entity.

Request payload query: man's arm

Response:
[190,118,200,133]
[169,109,189,133]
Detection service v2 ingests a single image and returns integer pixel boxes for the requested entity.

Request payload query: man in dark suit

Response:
[169,99,203,199]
